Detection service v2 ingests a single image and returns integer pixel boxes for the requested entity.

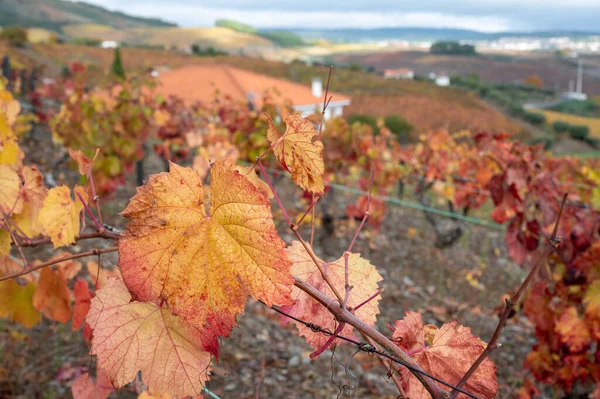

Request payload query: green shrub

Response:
[550,99,599,117]
[70,37,101,46]
[552,120,571,133]
[531,137,554,150]
[384,114,413,142]
[508,102,524,117]
[568,124,590,140]
[347,114,379,135]
[523,111,546,125]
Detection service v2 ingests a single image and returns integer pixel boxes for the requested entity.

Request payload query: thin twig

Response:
[352,289,384,312]
[87,165,103,226]
[0,247,118,282]
[0,220,28,267]
[343,166,375,309]
[16,230,120,247]
[450,193,568,398]
[77,191,104,233]
[294,194,321,229]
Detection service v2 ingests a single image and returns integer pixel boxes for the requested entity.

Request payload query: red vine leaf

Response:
[72,279,92,331]
[393,311,498,399]
[118,160,293,355]
[279,240,382,350]
[266,113,325,194]
[87,278,211,397]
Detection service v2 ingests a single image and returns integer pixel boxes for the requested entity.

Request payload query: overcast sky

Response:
[80,0,600,32]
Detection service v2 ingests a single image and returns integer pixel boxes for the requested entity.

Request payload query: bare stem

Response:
[450,193,568,397]
[87,166,103,226]
[16,231,120,247]
[352,289,384,312]
[77,191,104,233]
[0,247,118,282]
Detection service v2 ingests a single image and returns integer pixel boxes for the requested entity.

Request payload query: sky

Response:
[79,0,600,33]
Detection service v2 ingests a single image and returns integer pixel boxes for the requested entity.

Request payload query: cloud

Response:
[77,0,600,32]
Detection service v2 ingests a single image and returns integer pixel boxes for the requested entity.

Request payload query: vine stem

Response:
[256,159,292,226]
[311,65,333,247]
[343,166,375,309]
[293,276,444,399]
[449,193,568,398]
[87,164,103,226]
[77,191,104,233]
[0,247,118,282]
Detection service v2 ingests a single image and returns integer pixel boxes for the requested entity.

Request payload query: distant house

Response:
[384,68,414,80]
[435,75,450,87]
[151,64,351,119]
[100,40,119,49]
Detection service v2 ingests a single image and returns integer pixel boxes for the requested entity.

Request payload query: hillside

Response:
[61,25,275,53]
[0,0,174,32]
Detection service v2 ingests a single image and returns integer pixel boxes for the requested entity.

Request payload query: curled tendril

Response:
[342,348,361,397]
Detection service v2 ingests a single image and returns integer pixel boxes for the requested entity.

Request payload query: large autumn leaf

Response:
[393,311,498,399]
[118,160,293,354]
[266,113,324,194]
[33,267,71,323]
[279,240,382,350]
[39,185,87,248]
[87,278,211,397]
[72,279,92,331]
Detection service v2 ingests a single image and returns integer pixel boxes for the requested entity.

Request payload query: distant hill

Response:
[282,27,600,43]
[0,0,175,32]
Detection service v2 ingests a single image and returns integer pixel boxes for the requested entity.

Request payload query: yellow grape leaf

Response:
[0,164,22,214]
[0,279,41,328]
[39,185,87,248]
[13,166,47,238]
[33,267,72,323]
[119,160,293,355]
[393,311,498,399]
[0,113,24,168]
[87,278,211,397]
[279,240,383,350]
[266,113,324,194]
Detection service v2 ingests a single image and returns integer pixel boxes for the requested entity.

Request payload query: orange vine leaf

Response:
[393,311,498,399]
[33,267,72,323]
[0,164,22,214]
[87,277,211,397]
[266,113,325,194]
[555,306,591,352]
[280,240,382,350]
[118,160,293,355]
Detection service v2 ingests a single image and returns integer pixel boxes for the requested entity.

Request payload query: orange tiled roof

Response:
[151,64,350,108]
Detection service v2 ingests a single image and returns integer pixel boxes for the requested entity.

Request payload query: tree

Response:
[0,26,28,47]
[110,47,125,80]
